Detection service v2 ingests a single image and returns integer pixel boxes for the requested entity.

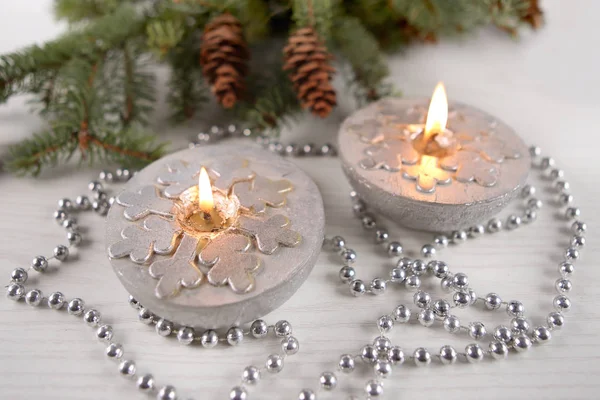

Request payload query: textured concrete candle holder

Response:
[338,97,530,232]
[105,143,324,329]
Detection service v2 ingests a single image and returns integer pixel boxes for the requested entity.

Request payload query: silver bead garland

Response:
[3,127,587,399]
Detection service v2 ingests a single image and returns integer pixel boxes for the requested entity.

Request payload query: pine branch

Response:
[53,0,121,23]
[291,0,334,39]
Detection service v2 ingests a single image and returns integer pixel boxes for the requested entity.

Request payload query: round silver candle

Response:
[105,143,324,329]
[338,97,530,232]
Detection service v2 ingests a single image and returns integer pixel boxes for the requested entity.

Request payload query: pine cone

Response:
[200,14,249,108]
[283,27,336,118]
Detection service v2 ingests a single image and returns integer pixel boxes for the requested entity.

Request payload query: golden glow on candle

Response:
[424,82,448,141]
[198,167,214,213]
[419,154,437,172]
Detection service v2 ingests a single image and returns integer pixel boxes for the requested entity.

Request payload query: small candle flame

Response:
[424,82,448,141]
[198,167,214,213]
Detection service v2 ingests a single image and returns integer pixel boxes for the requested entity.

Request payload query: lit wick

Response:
[413,82,456,157]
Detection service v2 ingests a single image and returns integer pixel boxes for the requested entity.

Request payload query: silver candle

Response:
[338,84,530,232]
[105,143,324,329]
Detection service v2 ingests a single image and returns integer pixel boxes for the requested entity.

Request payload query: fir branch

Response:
[291,0,334,39]
[53,0,121,23]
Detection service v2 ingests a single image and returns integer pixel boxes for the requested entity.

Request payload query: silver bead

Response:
[553,295,571,313]
[571,235,585,248]
[467,288,477,305]
[230,386,248,400]
[67,298,85,315]
[67,231,82,246]
[226,327,244,345]
[96,325,114,342]
[275,320,292,337]
[153,318,172,336]
[83,309,101,326]
[362,214,377,230]
[434,235,449,248]
[465,343,484,363]
[396,257,412,269]
[177,327,194,345]
[365,380,384,397]
[200,330,219,348]
[430,261,449,278]
[513,334,532,352]
[420,244,436,258]
[116,168,132,181]
[506,300,524,317]
[549,168,564,180]
[282,336,300,355]
[10,267,28,283]
[138,308,154,325]
[523,209,537,223]
[532,326,552,343]
[319,143,336,156]
[301,143,314,156]
[565,207,581,220]
[413,348,431,367]
[468,224,485,238]
[493,325,513,343]
[554,180,570,191]
[374,229,389,244]
[137,374,155,391]
[387,241,403,257]
[157,385,177,400]
[340,248,357,265]
[106,343,124,359]
[25,289,43,306]
[443,315,461,334]
[411,259,427,275]
[371,278,387,295]
[58,198,73,211]
[118,360,136,377]
[330,236,345,251]
[393,304,411,323]
[250,319,268,338]
[527,198,543,209]
[452,273,469,289]
[565,247,580,261]
[88,180,103,192]
[349,190,360,200]
[529,145,541,157]
[451,230,467,243]
[338,354,355,373]
[350,279,366,296]
[374,360,392,379]
[62,218,78,231]
[6,283,24,301]
[453,291,471,308]
[506,215,521,229]
[540,156,555,170]
[433,299,451,320]
[413,290,431,308]
[128,295,141,309]
[559,261,575,277]
[377,315,394,333]
[298,389,315,400]
[440,275,454,292]
[53,245,69,261]
[487,218,503,233]
[418,309,435,327]
[404,275,421,290]
[469,322,487,340]
[265,354,284,373]
[390,267,406,283]
[361,344,377,364]
[439,345,457,365]
[388,346,404,364]
[47,291,65,309]
[242,366,261,385]
[555,278,572,293]
[547,312,565,330]
[511,317,530,334]
[319,371,337,390]
[373,336,392,352]
[32,256,48,272]
[520,184,536,198]
[352,201,366,216]
[54,209,67,223]
[285,143,299,156]
[489,341,509,360]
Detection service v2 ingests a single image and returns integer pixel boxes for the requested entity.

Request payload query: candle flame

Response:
[424,82,448,141]
[198,167,214,213]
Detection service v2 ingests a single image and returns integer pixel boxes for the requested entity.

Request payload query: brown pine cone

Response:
[200,14,249,108]
[283,27,336,118]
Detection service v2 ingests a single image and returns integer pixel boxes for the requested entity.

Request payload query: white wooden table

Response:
[1,1,598,399]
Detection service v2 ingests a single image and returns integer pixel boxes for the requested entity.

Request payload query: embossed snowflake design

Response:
[108,159,301,299]
[354,106,521,193]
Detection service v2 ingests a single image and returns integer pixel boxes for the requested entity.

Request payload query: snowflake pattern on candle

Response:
[108,158,301,297]
[353,104,521,193]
